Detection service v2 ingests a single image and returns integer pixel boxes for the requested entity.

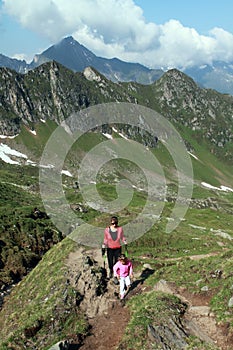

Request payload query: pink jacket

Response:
[113,260,133,277]
[103,226,127,249]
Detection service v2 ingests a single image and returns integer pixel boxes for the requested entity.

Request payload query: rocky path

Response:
[154,279,231,350]
[65,249,232,350]
[78,302,130,350]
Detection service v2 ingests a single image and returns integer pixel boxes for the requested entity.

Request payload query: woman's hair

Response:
[111,216,118,224]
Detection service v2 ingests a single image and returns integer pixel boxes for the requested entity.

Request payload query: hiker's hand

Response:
[101,245,106,256]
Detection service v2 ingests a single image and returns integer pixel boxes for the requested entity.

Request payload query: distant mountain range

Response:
[0,60,233,164]
[1,36,233,95]
[0,36,233,95]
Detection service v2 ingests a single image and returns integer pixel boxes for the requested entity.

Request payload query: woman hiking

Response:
[102,216,127,279]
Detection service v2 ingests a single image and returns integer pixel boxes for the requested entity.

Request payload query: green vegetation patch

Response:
[0,238,88,349]
[141,250,233,325]
[118,290,219,349]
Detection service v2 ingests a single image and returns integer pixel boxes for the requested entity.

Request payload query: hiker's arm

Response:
[120,227,127,245]
[129,262,133,277]
[103,228,108,247]
[113,263,119,277]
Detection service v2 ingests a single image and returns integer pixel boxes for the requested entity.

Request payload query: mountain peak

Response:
[58,36,82,48]
[29,36,96,72]
[1,35,233,94]
[62,35,75,42]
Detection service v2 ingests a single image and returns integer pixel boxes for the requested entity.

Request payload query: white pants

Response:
[119,276,131,298]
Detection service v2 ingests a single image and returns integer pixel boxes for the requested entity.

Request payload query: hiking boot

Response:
[120,298,126,306]
[109,271,113,279]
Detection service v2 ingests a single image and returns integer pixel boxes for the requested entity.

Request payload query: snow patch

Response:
[61,170,73,177]
[118,132,128,140]
[26,159,37,166]
[210,228,233,240]
[103,133,113,139]
[188,151,198,160]
[112,127,128,139]
[189,224,206,230]
[0,143,27,164]
[199,65,207,69]
[220,186,233,192]
[39,164,54,169]
[201,182,233,192]
[0,134,18,139]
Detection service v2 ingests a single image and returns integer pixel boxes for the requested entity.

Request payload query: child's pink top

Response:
[113,260,133,277]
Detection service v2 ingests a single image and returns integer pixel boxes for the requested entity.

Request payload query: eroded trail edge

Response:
[63,248,231,350]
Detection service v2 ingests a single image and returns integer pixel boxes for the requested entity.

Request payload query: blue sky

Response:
[0,0,233,69]
[134,0,233,34]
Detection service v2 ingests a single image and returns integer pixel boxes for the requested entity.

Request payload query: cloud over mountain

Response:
[3,0,233,69]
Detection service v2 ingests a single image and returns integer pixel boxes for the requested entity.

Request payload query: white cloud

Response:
[2,0,233,69]
[12,53,28,61]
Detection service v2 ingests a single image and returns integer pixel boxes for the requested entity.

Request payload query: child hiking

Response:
[113,253,133,300]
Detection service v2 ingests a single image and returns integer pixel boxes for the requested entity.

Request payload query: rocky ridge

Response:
[0,62,233,161]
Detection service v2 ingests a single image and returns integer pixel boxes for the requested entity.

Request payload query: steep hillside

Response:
[0,61,233,349]
[0,160,63,293]
[127,69,233,162]
[1,196,233,349]
[0,62,134,135]
[0,63,233,163]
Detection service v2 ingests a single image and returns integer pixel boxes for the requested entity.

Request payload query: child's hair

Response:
[119,253,126,261]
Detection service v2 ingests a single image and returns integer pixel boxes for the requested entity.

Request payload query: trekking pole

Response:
[102,245,107,269]
[103,251,107,269]
[124,244,128,257]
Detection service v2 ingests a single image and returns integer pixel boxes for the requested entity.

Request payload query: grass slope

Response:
[0,120,232,349]
[0,238,88,350]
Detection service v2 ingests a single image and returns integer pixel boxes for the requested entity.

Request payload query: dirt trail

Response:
[78,303,130,350]
[66,249,232,350]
